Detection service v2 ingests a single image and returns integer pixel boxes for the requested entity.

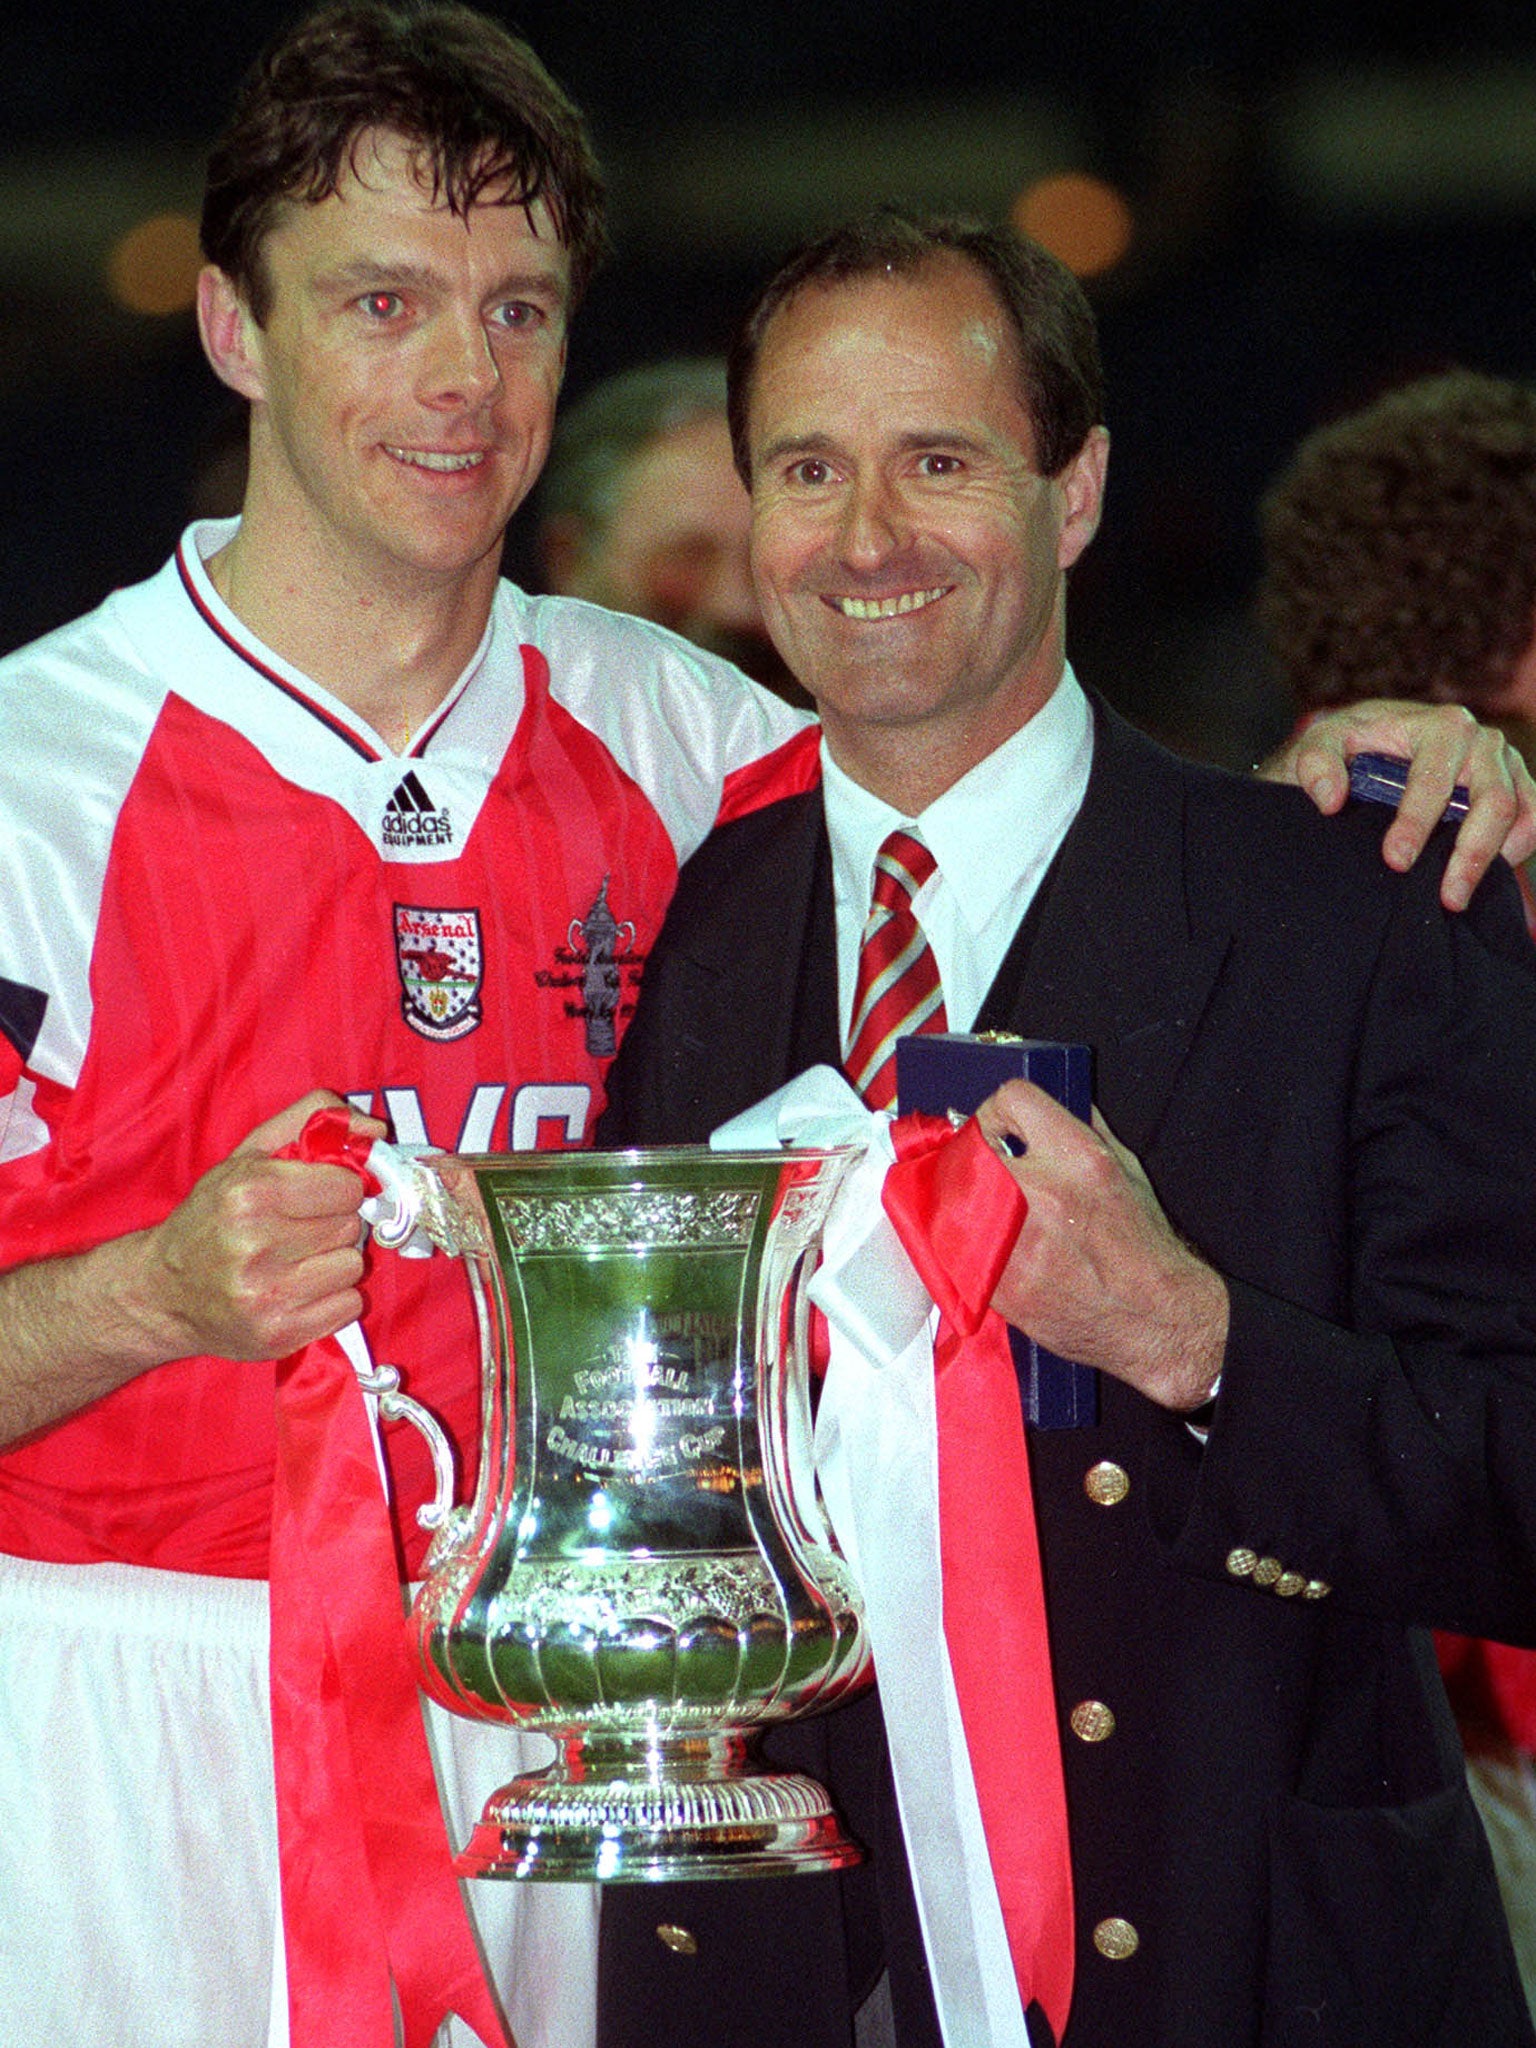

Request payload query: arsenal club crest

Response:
[394,905,483,1041]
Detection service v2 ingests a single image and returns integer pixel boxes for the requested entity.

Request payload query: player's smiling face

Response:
[744,254,1105,792]
[233,127,569,592]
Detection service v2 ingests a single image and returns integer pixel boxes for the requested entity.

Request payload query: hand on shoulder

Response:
[1261,699,1536,911]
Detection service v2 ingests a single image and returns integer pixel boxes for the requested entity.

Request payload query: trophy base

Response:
[455,1731,863,1882]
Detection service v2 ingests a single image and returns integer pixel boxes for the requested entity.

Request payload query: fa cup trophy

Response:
[366,1142,869,1883]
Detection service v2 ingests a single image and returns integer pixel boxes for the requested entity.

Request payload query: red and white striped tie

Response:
[845,829,949,1110]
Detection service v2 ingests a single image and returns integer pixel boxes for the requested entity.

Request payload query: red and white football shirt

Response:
[0,522,819,1577]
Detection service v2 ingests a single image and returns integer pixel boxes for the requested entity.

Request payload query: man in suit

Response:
[594,208,1536,2047]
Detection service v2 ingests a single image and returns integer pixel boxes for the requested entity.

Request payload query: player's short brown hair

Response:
[201,0,606,322]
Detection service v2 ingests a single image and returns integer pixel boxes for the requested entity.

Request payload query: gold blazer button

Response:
[1084,1460,1130,1506]
[1070,1700,1117,1743]
[1093,1917,1140,1960]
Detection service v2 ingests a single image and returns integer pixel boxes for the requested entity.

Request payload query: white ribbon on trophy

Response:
[712,1068,1032,2048]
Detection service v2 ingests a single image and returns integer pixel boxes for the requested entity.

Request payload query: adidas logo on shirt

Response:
[383,770,453,850]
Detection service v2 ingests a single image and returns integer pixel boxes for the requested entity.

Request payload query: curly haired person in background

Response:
[1260,367,1536,933]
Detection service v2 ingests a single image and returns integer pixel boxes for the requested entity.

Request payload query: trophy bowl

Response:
[370,1143,870,1884]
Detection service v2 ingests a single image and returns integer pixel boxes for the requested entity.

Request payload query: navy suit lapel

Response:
[677,702,1228,1154]
[687,787,842,1110]
[978,698,1230,1158]
[780,796,843,1080]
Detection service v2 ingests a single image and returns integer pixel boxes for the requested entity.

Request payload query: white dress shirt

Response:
[823,668,1094,1044]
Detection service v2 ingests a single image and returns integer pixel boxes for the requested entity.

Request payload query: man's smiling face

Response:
[744,253,1105,797]
[234,127,570,594]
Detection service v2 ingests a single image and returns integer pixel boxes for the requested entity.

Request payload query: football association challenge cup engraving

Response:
[370,1144,869,1882]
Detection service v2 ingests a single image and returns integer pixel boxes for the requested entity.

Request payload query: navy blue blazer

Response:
[595,697,1536,2048]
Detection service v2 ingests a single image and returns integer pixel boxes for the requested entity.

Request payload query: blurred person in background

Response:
[1259,366,1536,2016]
[534,355,809,701]
[1259,368,1536,934]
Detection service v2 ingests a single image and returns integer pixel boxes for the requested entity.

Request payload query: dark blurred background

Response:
[6,0,1536,763]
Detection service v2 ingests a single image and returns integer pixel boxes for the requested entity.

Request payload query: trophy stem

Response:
[456,1727,862,1883]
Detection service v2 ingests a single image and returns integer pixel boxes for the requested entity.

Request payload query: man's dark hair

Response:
[725,207,1105,485]
[1258,370,1536,713]
[201,0,606,323]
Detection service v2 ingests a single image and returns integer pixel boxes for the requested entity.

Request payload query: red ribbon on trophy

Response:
[881,1111,1075,2042]
[268,1108,508,2048]
[708,1063,1075,2043]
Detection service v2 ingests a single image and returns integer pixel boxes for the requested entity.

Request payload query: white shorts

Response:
[0,1555,597,2048]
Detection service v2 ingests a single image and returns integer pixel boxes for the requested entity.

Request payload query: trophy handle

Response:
[361,1140,438,1256]
[354,1143,488,1541]
[361,1140,491,1260]
[354,1361,457,1532]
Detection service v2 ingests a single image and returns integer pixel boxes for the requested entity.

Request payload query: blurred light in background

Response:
[106,210,201,316]
[1013,171,1134,277]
